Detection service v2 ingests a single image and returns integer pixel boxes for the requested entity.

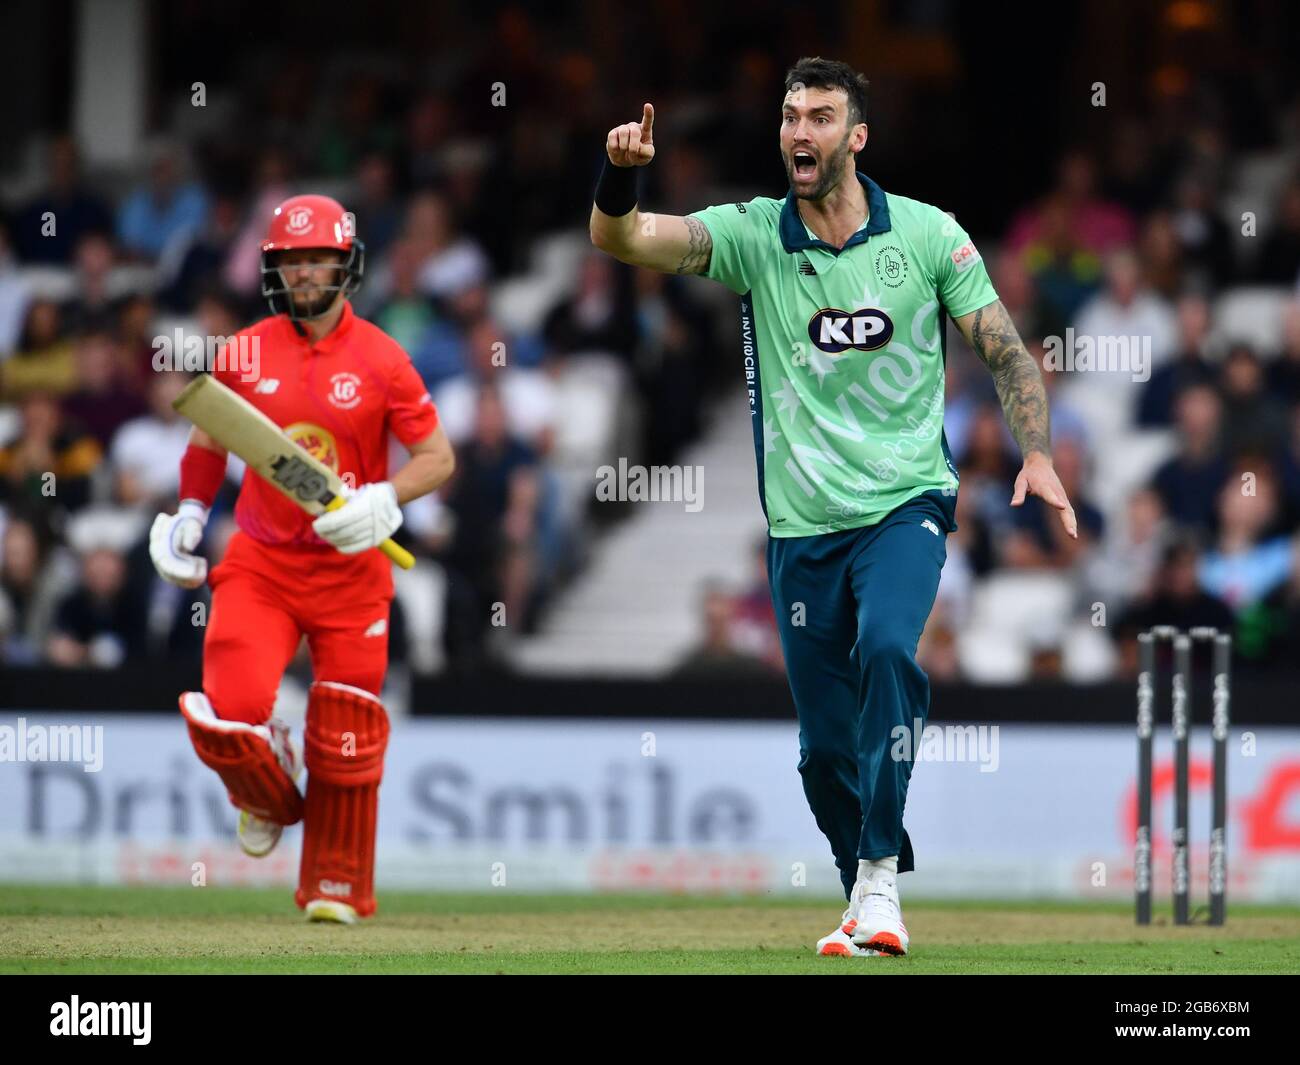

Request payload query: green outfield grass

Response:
[2,886,1298,974]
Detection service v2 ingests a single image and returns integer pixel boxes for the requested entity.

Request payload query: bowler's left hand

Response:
[1010,452,1077,539]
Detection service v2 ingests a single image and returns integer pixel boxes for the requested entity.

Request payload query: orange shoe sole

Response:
[862,931,907,956]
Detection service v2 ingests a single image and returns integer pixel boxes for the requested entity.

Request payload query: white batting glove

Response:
[311,481,402,555]
[149,500,209,589]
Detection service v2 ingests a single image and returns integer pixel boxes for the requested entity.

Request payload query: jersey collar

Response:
[779,171,891,255]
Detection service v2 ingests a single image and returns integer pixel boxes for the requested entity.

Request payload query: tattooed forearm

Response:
[676,216,713,274]
[967,301,1050,457]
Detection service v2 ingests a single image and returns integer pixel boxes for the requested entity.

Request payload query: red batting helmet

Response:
[260,194,365,321]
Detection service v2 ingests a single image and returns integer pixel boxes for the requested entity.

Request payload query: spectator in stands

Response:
[543,250,638,363]
[1086,486,1170,613]
[350,152,404,260]
[0,299,76,400]
[956,402,1020,533]
[439,385,541,664]
[121,529,206,664]
[61,326,147,448]
[916,612,961,681]
[1198,464,1294,611]
[0,221,30,356]
[46,542,138,667]
[673,581,768,678]
[156,192,244,313]
[316,74,399,178]
[1255,177,1300,284]
[222,148,294,296]
[1275,404,1300,522]
[1139,210,1185,299]
[434,318,556,452]
[991,251,1048,344]
[937,342,993,462]
[1219,343,1289,458]
[1005,150,1136,327]
[403,93,453,190]
[0,392,101,514]
[729,536,783,673]
[373,239,441,362]
[1072,248,1177,369]
[1137,292,1216,427]
[116,139,210,262]
[1113,537,1236,674]
[194,286,247,344]
[408,190,490,300]
[115,293,161,393]
[1253,546,1300,668]
[0,510,63,665]
[1150,383,1228,533]
[1101,117,1168,216]
[10,135,113,265]
[109,371,192,509]
[1027,639,1065,680]
[632,268,714,464]
[1031,338,1090,448]
[65,231,117,329]
[1266,300,1300,404]
[1171,171,1233,289]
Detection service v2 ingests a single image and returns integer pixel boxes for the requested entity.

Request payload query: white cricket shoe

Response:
[850,870,909,956]
[306,898,359,924]
[237,718,302,859]
[816,906,881,957]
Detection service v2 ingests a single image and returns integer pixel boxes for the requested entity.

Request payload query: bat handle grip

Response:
[380,538,416,570]
[323,495,416,569]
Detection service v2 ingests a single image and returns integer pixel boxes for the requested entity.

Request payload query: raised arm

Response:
[589,103,713,276]
[953,299,1078,538]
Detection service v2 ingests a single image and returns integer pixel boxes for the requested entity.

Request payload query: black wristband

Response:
[594,158,640,217]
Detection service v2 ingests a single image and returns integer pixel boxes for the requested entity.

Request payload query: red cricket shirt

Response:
[213,301,439,550]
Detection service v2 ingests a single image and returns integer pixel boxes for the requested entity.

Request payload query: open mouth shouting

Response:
[792,148,818,182]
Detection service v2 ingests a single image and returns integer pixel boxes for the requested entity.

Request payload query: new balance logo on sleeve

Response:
[921,519,940,536]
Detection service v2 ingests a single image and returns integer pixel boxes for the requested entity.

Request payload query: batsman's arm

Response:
[589,103,713,276]
[389,425,454,504]
[953,299,1078,538]
[188,426,227,461]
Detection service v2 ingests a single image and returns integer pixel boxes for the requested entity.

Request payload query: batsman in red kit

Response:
[147,194,455,923]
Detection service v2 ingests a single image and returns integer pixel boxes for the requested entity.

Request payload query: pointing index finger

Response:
[641,103,654,142]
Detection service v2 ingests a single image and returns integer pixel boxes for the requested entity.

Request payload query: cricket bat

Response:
[173,374,415,569]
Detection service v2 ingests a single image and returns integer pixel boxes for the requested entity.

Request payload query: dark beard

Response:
[289,289,338,319]
[784,131,853,202]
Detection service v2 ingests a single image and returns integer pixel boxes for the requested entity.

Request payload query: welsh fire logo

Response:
[283,422,339,472]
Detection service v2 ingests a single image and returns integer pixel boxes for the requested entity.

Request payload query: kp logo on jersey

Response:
[328,371,362,409]
[807,307,894,354]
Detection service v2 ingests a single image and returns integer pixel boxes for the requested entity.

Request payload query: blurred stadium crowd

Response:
[2,5,1300,680]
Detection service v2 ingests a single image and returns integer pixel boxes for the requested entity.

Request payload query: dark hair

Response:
[784,57,869,127]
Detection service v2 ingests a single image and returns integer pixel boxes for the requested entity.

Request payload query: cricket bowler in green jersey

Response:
[590,57,1077,957]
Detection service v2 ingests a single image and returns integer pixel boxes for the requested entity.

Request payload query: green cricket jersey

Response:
[690,172,998,537]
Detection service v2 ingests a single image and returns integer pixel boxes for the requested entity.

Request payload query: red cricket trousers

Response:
[202,530,394,722]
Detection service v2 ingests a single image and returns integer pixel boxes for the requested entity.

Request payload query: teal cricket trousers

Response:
[767,489,954,900]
